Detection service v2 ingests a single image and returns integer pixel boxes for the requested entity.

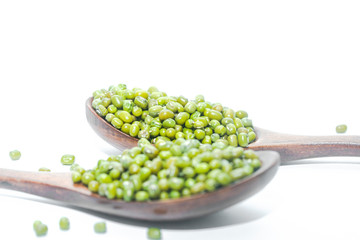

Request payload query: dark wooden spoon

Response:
[0,151,279,221]
[85,97,360,163]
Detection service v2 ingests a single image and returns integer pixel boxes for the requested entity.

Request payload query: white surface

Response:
[1,0,360,239]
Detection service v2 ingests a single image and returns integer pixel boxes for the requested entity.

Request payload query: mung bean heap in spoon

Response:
[0,141,280,221]
[90,84,256,149]
[86,83,360,163]
[70,138,274,204]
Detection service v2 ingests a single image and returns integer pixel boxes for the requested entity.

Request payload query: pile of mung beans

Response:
[84,84,261,201]
[91,84,256,147]
[71,138,261,201]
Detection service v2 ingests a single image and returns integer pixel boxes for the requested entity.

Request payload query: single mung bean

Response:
[33,221,48,237]
[177,95,188,106]
[248,131,256,143]
[59,217,70,230]
[170,190,181,199]
[238,132,249,147]
[169,177,184,190]
[71,171,82,183]
[175,112,190,125]
[109,168,121,179]
[132,106,143,117]
[244,149,258,159]
[118,111,133,123]
[159,109,175,121]
[135,191,150,201]
[212,103,223,112]
[208,110,223,121]
[190,111,202,120]
[98,183,107,196]
[336,124,347,133]
[235,110,248,119]
[88,180,100,192]
[105,113,115,122]
[134,96,148,109]
[196,102,206,113]
[194,129,206,140]
[107,104,117,113]
[182,188,192,197]
[166,101,178,112]
[38,167,51,172]
[193,119,206,128]
[147,183,161,199]
[129,124,140,137]
[204,127,213,135]
[9,150,21,160]
[227,134,238,147]
[196,173,207,182]
[150,91,165,99]
[158,178,169,191]
[191,182,206,194]
[242,117,253,127]
[209,119,220,130]
[124,89,135,99]
[123,188,134,201]
[157,96,170,105]
[214,125,226,136]
[162,118,176,128]
[221,117,234,126]
[134,90,149,99]
[111,95,124,108]
[81,172,95,185]
[223,108,235,118]
[184,102,197,113]
[97,173,112,184]
[216,172,232,186]
[121,123,131,134]
[205,178,218,191]
[33,220,42,231]
[147,227,162,240]
[61,154,75,165]
[96,104,108,117]
[94,222,107,233]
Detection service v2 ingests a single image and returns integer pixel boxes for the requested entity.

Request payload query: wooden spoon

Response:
[2,97,358,222]
[85,97,360,163]
[0,151,279,221]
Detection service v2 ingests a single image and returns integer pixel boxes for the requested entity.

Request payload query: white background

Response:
[1,0,360,239]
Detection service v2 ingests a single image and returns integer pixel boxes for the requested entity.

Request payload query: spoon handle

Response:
[0,169,89,200]
[251,128,360,163]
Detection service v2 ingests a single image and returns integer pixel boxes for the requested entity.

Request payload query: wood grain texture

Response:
[250,127,360,163]
[0,151,279,221]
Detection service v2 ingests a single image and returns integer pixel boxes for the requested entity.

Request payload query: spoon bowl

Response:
[0,151,279,221]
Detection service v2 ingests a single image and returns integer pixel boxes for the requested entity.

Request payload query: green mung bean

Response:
[9,150,21,160]
[336,124,347,134]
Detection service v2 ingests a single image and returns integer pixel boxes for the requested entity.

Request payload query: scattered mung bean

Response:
[336,124,347,134]
[9,150,21,160]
